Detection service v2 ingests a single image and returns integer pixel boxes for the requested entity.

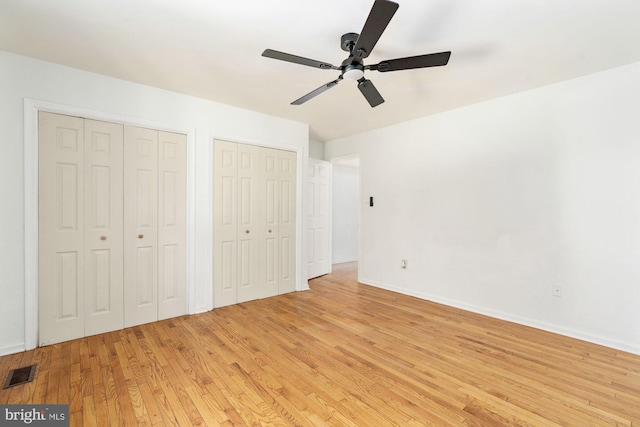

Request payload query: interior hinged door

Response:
[306,158,331,279]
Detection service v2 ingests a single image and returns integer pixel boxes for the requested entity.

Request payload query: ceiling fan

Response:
[262,0,451,108]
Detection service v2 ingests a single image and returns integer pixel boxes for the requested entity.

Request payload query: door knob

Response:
[138,234,144,239]
[268,229,272,233]
[100,236,107,241]
[245,230,250,234]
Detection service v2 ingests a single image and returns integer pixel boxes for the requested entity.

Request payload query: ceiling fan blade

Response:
[369,51,451,72]
[291,77,343,105]
[352,0,399,59]
[357,78,385,107]
[262,49,339,70]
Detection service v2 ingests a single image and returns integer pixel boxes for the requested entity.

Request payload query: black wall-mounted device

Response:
[369,196,374,207]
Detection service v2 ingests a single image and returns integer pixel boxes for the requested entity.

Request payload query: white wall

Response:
[308,139,325,160]
[325,61,640,355]
[332,164,359,264]
[0,50,308,355]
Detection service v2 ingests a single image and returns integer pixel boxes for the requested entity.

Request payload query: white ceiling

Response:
[1,0,639,142]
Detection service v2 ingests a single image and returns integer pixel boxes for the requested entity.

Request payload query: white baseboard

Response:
[359,277,640,356]
[299,283,311,291]
[1,343,26,357]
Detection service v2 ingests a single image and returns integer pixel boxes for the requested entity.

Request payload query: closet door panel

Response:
[124,126,158,327]
[157,131,187,320]
[236,144,262,303]
[214,140,238,307]
[278,150,297,293]
[262,148,279,298]
[306,165,317,278]
[83,119,124,336]
[39,112,86,345]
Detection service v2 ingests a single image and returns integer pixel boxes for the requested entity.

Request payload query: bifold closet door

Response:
[262,148,280,299]
[39,113,187,345]
[39,113,124,345]
[278,149,297,294]
[213,140,238,307]
[213,141,296,308]
[123,126,159,327]
[236,143,262,303]
[84,120,125,336]
[157,131,187,320]
[122,127,187,327]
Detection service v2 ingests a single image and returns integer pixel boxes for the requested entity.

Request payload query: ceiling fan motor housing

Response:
[341,32,360,52]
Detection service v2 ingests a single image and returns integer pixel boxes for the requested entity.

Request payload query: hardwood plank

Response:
[82,394,97,427]
[1,261,640,425]
[184,385,230,425]
[135,381,163,426]
[45,344,62,403]
[125,378,153,426]
[68,362,83,422]
[91,371,109,427]
[31,348,50,405]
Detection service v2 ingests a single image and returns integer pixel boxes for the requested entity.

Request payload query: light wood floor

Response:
[2,262,639,426]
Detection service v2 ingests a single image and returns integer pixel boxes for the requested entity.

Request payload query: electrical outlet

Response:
[552,285,563,297]
[401,260,407,269]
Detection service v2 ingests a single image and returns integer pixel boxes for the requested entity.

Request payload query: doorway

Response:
[331,156,360,269]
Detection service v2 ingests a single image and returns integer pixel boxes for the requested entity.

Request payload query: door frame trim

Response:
[23,98,197,350]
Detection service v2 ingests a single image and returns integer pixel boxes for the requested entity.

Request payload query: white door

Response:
[83,119,124,337]
[278,150,297,293]
[39,114,187,344]
[157,131,187,320]
[213,140,238,308]
[123,126,159,327]
[39,113,125,345]
[39,113,86,345]
[262,148,280,298]
[213,141,297,307]
[236,143,262,303]
[307,158,331,279]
